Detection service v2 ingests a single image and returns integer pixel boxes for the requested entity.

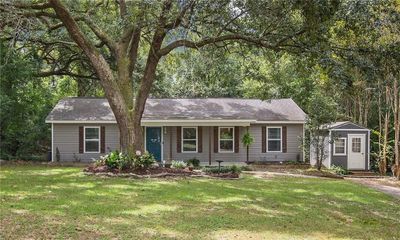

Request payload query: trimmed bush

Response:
[186,158,200,168]
[203,165,242,174]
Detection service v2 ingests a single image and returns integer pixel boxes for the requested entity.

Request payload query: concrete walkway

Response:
[346,178,400,200]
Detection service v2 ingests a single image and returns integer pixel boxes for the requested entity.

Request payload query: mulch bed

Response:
[83,165,240,179]
[207,173,240,178]
[303,170,344,179]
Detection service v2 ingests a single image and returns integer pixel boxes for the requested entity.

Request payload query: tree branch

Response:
[164,0,195,30]
[158,34,276,56]
[82,16,116,53]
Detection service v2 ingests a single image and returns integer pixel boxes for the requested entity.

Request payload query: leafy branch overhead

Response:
[1,0,339,154]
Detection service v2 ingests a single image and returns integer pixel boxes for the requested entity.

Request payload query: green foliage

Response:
[241,131,254,147]
[98,150,156,170]
[240,165,252,171]
[0,42,54,158]
[100,150,125,169]
[186,158,200,168]
[330,165,349,176]
[133,151,156,169]
[171,160,186,169]
[203,165,242,174]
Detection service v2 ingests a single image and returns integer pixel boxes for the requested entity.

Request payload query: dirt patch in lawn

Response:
[346,178,400,199]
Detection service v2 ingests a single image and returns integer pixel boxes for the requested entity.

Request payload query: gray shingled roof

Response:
[46,97,307,122]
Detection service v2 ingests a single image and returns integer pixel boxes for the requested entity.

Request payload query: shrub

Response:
[230,165,241,174]
[171,160,186,169]
[331,165,349,175]
[186,158,200,168]
[203,165,242,174]
[241,165,252,171]
[100,150,122,169]
[133,151,156,169]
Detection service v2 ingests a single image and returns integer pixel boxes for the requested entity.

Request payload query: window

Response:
[182,127,197,152]
[352,138,361,153]
[219,127,234,153]
[84,127,100,153]
[333,138,346,155]
[267,127,282,152]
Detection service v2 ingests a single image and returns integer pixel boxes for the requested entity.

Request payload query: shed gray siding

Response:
[162,124,304,165]
[53,123,119,162]
[330,130,369,170]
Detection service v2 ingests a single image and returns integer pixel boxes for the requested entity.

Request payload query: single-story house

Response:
[310,121,370,170]
[46,97,307,165]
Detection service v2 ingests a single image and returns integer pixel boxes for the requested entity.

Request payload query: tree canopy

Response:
[0,0,399,175]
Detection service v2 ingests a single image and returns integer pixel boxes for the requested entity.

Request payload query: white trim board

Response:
[218,126,235,153]
[46,119,306,125]
[255,120,306,124]
[333,137,347,156]
[83,126,101,153]
[330,129,371,132]
[266,126,283,153]
[51,123,54,162]
[181,127,198,153]
[46,120,116,124]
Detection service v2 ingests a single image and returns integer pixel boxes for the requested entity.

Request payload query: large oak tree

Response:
[1,0,338,154]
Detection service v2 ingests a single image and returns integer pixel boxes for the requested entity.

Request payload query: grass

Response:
[0,165,399,239]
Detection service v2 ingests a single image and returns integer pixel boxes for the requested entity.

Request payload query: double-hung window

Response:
[334,138,346,155]
[182,127,197,152]
[219,127,234,153]
[267,127,282,152]
[84,126,100,153]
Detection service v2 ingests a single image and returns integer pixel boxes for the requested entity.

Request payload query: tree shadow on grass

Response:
[1,166,400,239]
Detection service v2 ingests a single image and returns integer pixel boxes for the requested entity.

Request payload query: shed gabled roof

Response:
[325,121,368,130]
[45,97,307,123]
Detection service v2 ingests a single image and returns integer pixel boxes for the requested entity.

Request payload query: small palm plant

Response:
[241,130,254,163]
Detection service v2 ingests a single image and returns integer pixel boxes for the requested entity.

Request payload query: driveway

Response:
[346,178,400,200]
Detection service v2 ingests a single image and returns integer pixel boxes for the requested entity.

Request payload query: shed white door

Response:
[347,134,365,170]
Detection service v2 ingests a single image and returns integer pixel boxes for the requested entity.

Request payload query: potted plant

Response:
[241,129,254,163]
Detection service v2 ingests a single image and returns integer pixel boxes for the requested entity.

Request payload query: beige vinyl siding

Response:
[53,123,119,162]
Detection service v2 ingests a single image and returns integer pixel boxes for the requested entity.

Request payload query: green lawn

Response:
[0,165,399,239]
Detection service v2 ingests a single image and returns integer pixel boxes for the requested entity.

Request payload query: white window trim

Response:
[181,127,198,153]
[333,137,347,156]
[84,126,100,153]
[218,127,235,153]
[267,126,282,153]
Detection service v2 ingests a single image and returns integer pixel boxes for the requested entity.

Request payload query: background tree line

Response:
[0,0,399,175]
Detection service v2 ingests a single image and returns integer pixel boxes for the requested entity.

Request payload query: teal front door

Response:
[146,127,162,162]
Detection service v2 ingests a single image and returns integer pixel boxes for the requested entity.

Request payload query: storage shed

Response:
[310,121,370,170]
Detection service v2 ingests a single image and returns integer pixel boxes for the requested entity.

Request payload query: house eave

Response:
[45,120,117,124]
[141,119,256,126]
[46,119,306,126]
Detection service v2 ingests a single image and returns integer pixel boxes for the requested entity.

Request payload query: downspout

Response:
[328,130,332,168]
[51,123,54,162]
